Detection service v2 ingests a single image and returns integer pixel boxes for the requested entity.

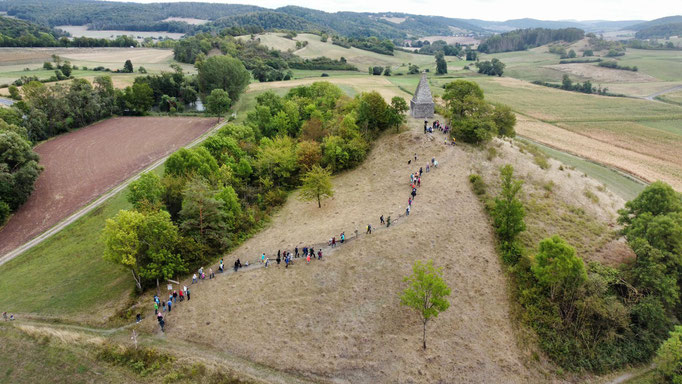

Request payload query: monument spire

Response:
[410,72,434,118]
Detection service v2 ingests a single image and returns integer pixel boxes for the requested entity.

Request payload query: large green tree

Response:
[532,235,587,301]
[299,165,334,208]
[197,55,250,102]
[127,172,164,211]
[205,88,231,120]
[388,96,409,132]
[400,260,451,350]
[493,165,525,242]
[101,209,183,291]
[435,51,447,75]
[179,178,230,252]
[0,131,42,213]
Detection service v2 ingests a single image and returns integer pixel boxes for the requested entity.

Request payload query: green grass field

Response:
[657,89,682,105]
[0,187,132,319]
[520,138,646,200]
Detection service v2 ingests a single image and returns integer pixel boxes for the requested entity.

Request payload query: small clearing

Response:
[161,17,208,25]
[0,117,216,257]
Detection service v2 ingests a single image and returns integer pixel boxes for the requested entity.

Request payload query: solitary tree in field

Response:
[123,59,134,73]
[400,260,451,349]
[435,52,447,75]
[299,165,334,208]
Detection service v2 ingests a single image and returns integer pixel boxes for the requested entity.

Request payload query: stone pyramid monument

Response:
[410,73,434,118]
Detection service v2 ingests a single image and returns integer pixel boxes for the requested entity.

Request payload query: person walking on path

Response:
[380,215,385,225]
[209,268,214,279]
[276,254,281,265]
[295,247,299,257]
[306,253,311,264]
[159,317,165,332]
[173,290,177,303]
[406,206,411,216]
[419,167,423,177]
[318,250,322,259]
[167,299,172,313]
[261,253,265,264]
[265,258,270,268]
[186,288,191,301]
[367,224,372,234]
[411,188,417,199]
[431,157,435,165]
[332,237,336,248]
[285,255,290,268]
[192,274,197,284]
[178,289,184,301]
[340,232,345,243]
[417,177,421,187]
[219,259,224,273]
[409,197,412,206]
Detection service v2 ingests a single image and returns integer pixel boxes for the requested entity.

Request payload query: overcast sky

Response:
[115,0,678,21]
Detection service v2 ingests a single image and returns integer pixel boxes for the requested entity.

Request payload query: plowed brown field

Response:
[0,116,216,256]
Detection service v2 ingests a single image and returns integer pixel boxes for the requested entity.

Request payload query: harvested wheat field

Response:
[544,63,656,83]
[151,117,544,383]
[0,116,216,256]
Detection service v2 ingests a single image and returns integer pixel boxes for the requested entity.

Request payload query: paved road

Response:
[0,120,224,267]
[644,85,682,101]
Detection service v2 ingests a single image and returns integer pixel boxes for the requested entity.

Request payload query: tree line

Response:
[471,161,682,374]
[332,35,395,55]
[101,82,409,290]
[478,27,585,53]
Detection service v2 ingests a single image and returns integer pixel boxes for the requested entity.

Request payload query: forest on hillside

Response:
[478,27,585,53]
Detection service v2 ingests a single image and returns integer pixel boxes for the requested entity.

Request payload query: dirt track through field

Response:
[0,117,216,257]
[150,118,542,383]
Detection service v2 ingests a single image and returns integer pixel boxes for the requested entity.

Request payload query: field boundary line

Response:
[0,118,225,267]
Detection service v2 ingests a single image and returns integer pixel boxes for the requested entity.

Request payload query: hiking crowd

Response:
[150,120,443,333]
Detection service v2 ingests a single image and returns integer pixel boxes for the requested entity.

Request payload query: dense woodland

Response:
[0,0,263,32]
[0,0,485,39]
[478,27,585,53]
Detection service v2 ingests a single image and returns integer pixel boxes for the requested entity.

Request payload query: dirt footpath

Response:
[161,118,544,383]
[0,116,215,256]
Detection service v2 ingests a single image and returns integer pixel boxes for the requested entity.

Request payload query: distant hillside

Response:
[478,27,585,53]
[629,16,682,38]
[0,15,62,39]
[0,0,265,32]
[468,18,642,33]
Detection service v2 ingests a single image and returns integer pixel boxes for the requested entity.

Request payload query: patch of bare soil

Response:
[543,63,656,83]
[0,116,215,256]
[152,118,546,383]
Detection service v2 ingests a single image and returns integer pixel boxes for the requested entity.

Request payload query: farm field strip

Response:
[0,117,219,260]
